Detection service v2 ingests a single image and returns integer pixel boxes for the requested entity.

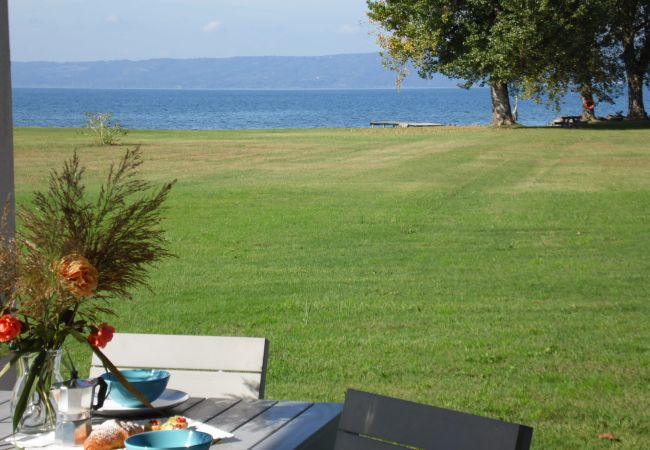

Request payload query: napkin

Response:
[6,431,84,450]
[6,431,56,449]
[186,418,234,441]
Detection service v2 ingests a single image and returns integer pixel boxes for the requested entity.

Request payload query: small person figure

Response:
[582,98,596,121]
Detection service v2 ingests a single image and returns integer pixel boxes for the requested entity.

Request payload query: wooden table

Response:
[0,391,342,450]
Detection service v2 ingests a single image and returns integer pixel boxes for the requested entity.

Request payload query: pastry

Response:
[83,420,146,450]
[150,416,189,430]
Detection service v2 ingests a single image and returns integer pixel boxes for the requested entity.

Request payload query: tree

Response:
[532,0,648,120]
[610,0,650,118]
[559,1,621,121]
[517,0,621,121]
[367,0,555,126]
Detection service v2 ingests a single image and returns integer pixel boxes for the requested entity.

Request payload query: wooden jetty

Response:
[370,121,444,128]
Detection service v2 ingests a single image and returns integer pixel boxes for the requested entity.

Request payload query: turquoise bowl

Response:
[125,430,212,450]
[102,369,170,407]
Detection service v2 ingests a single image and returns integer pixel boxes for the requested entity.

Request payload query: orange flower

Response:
[56,254,98,298]
[88,322,116,348]
[0,314,22,342]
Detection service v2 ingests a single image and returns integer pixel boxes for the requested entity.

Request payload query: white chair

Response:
[89,333,269,399]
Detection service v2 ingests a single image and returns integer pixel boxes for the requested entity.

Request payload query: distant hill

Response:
[12,53,460,90]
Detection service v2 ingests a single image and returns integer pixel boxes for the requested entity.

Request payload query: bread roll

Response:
[83,420,146,450]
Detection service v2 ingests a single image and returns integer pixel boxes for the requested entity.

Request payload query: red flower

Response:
[0,314,22,342]
[98,323,115,342]
[87,323,116,348]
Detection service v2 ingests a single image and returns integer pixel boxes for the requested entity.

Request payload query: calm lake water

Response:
[12,87,635,129]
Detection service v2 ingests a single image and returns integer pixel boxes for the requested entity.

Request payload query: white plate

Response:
[96,388,190,416]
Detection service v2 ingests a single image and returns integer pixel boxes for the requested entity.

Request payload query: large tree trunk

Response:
[580,85,597,122]
[620,13,650,120]
[626,70,647,119]
[490,82,516,126]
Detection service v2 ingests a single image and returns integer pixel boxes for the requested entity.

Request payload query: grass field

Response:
[11,125,650,448]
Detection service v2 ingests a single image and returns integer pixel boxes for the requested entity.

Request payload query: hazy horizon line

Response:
[11,51,384,65]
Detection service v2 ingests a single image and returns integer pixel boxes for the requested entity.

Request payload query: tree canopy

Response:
[368,0,649,125]
[368,0,553,125]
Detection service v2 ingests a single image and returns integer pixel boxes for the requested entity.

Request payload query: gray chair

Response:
[0,354,15,390]
[89,333,269,399]
[334,389,533,450]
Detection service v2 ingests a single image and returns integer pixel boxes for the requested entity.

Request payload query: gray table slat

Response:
[216,402,311,450]
[0,394,11,444]
[0,389,10,441]
[253,403,342,450]
[0,392,12,405]
[165,396,207,415]
[206,400,276,434]
[182,398,239,423]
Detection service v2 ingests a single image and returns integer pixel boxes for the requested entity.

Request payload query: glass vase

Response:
[10,349,63,434]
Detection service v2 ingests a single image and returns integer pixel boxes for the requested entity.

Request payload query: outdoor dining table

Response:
[0,390,342,450]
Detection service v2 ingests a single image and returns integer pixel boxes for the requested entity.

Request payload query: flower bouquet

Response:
[0,147,175,433]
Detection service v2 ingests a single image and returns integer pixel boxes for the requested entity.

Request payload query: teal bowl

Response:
[102,369,170,407]
[125,430,212,450]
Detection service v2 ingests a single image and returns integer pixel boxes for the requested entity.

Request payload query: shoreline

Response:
[11,88,643,129]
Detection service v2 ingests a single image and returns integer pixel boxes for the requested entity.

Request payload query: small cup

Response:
[102,369,170,407]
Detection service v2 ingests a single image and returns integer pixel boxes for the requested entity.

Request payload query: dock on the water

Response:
[370,121,444,128]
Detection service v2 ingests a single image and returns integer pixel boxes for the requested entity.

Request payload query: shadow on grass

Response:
[524,119,650,131]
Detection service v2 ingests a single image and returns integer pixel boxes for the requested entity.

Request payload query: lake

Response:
[12,87,634,129]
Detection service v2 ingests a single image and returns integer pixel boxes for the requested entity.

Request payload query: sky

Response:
[9,0,380,62]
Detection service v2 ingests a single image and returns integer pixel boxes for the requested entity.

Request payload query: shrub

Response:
[85,112,127,145]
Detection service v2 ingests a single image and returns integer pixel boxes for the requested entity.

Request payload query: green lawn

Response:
[12,125,650,448]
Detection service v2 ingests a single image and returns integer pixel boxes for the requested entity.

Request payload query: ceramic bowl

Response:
[102,369,170,407]
[125,430,212,450]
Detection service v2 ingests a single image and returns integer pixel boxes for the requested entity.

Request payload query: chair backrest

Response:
[0,354,16,391]
[89,333,269,399]
[335,389,533,450]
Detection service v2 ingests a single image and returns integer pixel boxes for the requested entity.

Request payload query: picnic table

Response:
[551,115,583,127]
[0,390,342,450]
